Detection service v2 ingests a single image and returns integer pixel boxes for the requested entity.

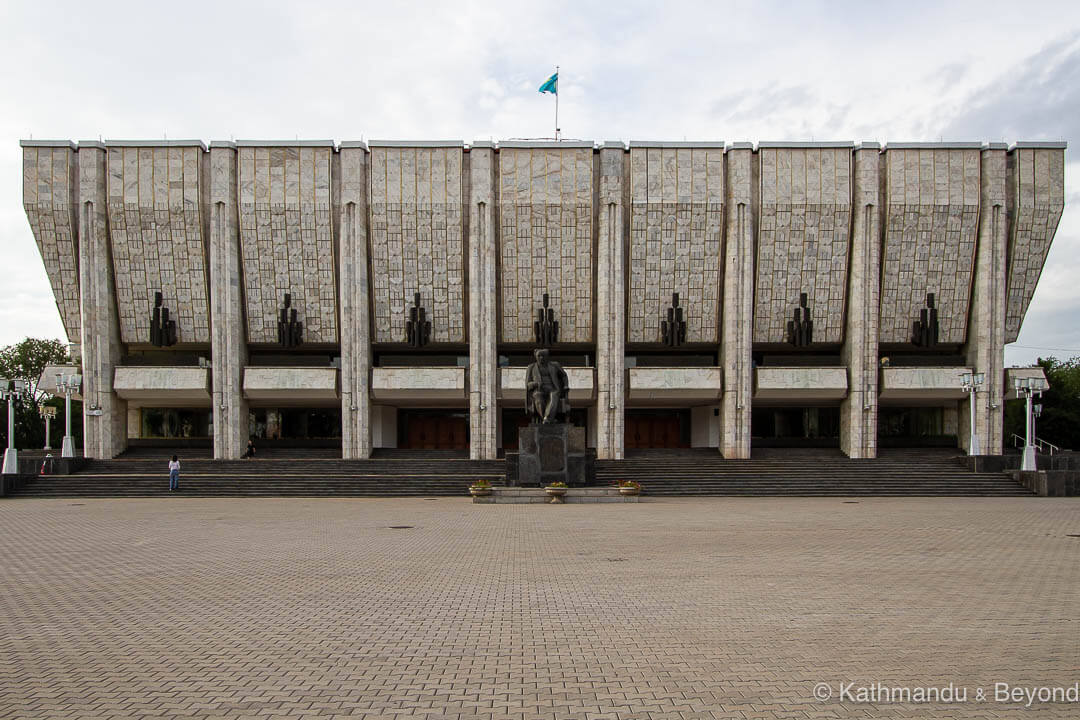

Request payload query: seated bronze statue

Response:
[525,348,570,424]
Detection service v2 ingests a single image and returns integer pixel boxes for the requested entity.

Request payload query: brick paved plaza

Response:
[2,497,1078,719]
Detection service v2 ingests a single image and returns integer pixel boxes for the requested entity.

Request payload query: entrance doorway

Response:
[625,410,690,449]
[751,407,840,447]
[400,410,469,450]
[249,408,341,447]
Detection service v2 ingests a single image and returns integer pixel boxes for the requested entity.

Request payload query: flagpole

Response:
[555,65,559,141]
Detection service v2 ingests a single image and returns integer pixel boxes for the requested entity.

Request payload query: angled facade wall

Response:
[20,139,1066,460]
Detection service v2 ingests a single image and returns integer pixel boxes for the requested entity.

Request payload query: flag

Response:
[538,72,558,95]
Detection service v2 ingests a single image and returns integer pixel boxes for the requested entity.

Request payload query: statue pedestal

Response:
[509,423,593,487]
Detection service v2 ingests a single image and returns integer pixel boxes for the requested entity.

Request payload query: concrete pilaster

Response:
[339,143,373,459]
[961,146,1008,455]
[209,143,249,458]
[840,145,882,458]
[77,143,126,459]
[468,144,497,459]
[720,145,754,459]
[596,143,626,460]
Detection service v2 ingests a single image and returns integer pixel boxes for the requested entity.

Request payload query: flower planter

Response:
[544,486,568,504]
[618,486,640,496]
[469,486,492,497]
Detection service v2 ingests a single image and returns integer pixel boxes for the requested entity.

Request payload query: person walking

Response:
[168,455,181,491]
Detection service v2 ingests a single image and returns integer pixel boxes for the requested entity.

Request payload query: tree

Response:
[0,338,80,451]
[1004,356,1080,451]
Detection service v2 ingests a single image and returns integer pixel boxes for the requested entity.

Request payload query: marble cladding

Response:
[756,147,851,344]
[880,148,980,344]
[22,145,81,342]
[106,146,209,344]
[628,147,724,343]
[238,146,337,343]
[369,146,465,343]
[1005,147,1065,342]
[498,147,594,343]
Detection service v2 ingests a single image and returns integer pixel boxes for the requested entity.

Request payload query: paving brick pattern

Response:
[1,497,1078,719]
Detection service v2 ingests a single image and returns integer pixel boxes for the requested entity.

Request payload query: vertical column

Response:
[209,143,249,459]
[841,144,882,458]
[339,143,373,459]
[720,144,754,459]
[961,144,1008,455]
[596,142,626,459]
[468,143,497,459]
[77,143,126,458]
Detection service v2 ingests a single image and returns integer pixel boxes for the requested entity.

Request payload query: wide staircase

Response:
[596,448,1030,496]
[9,449,505,498]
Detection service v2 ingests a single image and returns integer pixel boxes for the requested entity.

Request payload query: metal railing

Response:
[1012,434,1060,456]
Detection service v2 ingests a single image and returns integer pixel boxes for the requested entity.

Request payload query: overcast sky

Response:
[1,0,1077,365]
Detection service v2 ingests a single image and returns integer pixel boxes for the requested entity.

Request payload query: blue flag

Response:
[538,72,558,95]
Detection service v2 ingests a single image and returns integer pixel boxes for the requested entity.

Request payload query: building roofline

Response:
[758,141,855,149]
[882,142,983,150]
[628,141,725,149]
[1012,140,1068,149]
[368,140,464,148]
[498,140,594,149]
[234,139,335,147]
[104,139,207,149]
[19,140,77,149]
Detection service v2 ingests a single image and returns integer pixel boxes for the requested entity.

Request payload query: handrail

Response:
[1011,433,1060,455]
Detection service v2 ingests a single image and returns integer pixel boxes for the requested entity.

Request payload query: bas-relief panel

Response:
[369,147,465,344]
[22,146,81,342]
[498,148,594,343]
[238,146,337,344]
[880,149,980,344]
[628,147,723,344]
[1005,148,1065,342]
[107,146,209,344]
[755,148,851,344]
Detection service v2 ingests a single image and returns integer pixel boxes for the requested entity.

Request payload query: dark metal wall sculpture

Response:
[661,293,687,347]
[786,293,813,347]
[149,292,178,347]
[534,293,559,346]
[405,293,432,348]
[911,293,939,347]
[278,293,303,348]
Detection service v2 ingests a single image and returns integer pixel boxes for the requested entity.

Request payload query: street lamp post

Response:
[55,372,81,458]
[1,378,28,474]
[1014,376,1048,472]
[38,400,57,450]
[960,371,986,456]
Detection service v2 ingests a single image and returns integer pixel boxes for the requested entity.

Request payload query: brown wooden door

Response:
[404,414,468,450]
[625,414,687,449]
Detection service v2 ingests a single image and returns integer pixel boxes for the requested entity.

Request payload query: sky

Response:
[1,0,1078,366]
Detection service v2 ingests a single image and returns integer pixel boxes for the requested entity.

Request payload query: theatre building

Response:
[20,139,1065,460]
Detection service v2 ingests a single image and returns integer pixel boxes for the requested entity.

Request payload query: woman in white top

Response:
[168,455,181,491]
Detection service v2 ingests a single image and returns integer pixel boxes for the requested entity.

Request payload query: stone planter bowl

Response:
[618,486,640,496]
[544,486,568,504]
[469,486,492,497]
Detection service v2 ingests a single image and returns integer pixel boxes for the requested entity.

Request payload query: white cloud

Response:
[2,0,1080,356]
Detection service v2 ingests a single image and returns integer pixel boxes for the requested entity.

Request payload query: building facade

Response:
[21,139,1065,460]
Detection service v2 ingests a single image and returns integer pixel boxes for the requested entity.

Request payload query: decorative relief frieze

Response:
[1005,147,1065,342]
[880,148,980,344]
[498,147,594,343]
[107,145,209,344]
[369,146,464,344]
[22,145,81,342]
[238,145,337,344]
[756,147,851,344]
[628,147,723,344]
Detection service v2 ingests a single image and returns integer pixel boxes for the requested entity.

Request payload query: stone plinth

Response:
[509,423,593,487]
[473,487,638,504]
